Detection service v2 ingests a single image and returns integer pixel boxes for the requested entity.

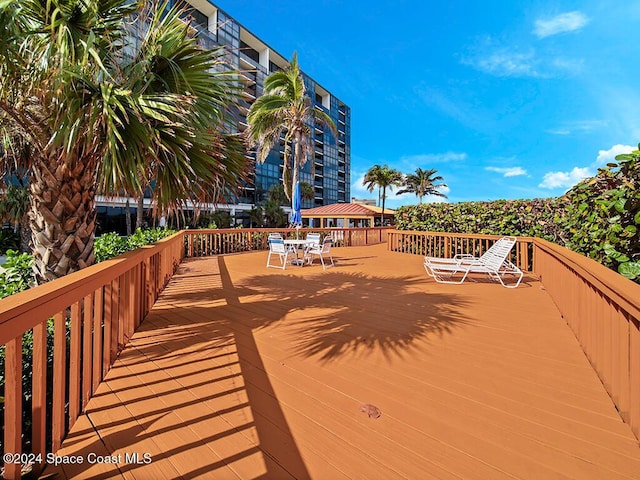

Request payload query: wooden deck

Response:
[47,244,640,479]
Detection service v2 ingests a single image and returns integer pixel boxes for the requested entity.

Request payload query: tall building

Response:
[180,0,351,210]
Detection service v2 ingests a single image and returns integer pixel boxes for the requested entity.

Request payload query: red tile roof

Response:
[301,203,395,216]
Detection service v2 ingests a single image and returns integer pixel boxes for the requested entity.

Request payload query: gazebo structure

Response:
[301,202,395,228]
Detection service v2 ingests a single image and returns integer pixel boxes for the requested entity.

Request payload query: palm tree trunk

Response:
[29,151,97,283]
[125,198,132,236]
[381,186,386,226]
[292,134,301,211]
[136,194,144,229]
[19,214,31,253]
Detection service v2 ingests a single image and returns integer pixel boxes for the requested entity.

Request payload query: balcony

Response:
[240,89,256,101]
[2,230,640,479]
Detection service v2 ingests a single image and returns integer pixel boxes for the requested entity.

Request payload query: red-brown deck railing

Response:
[388,229,640,441]
[184,226,392,257]
[0,232,184,479]
[387,230,534,271]
[533,238,640,440]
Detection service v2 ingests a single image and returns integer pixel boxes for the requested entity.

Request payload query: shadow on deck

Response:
[47,244,640,479]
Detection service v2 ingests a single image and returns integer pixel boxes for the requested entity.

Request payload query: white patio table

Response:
[283,239,313,266]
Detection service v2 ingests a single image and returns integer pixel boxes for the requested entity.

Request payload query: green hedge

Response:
[94,227,176,262]
[395,198,567,242]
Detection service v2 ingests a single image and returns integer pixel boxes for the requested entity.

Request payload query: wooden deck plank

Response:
[45,245,640,479]
[47,413,125,480]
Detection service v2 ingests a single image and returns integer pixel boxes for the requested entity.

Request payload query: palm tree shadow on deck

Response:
[159,255,471,364]
[237,266,470,363]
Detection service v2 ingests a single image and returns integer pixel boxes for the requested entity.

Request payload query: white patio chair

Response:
[267,232,283,243]
[305,237,334,270]
[305,233,321,249]
[423,236,523,288]
[266,239,289,270]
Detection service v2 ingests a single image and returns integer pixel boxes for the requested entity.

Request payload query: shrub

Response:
[560,145,640,280]
[0,250,35,299]
[395,198,566,242]
[93,232,130,262]
[94,228,176,262]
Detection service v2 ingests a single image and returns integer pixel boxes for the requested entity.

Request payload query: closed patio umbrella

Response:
[291,181,303,238]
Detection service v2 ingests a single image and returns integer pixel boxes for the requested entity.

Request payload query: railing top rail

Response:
[533,237,640,321]
[388,230,535,242]
[0,231,184,345]
[183,226,393,234]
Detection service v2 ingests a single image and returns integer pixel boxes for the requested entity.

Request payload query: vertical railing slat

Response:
[52,311,67,452]
[110,277,120,365]
[32,319,48,466]
[82,293,93,407]
[68,300,82,429]
[93,287,103,392]
[630,317,640,438]
[103,282,113,378]
[3,337,23,479]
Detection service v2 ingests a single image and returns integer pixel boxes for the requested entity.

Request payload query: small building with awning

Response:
[301,202,396,228]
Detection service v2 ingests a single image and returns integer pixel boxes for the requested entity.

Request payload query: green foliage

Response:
[0,228,20,254]
[94,228,176,262]
[248,205,264,228]
[94,232,129,263]
[560,145,640,280]
[0,249,35,299]
[395,198,566,242]
[263,198,288,227]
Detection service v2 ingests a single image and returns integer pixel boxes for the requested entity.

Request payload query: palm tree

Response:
[245,52,336,211]
[248,206,264,228]
[0,0,248,282]
[300,181,315,203]
[397,168,448,203]
[362,165,402,225]
[363,164,383,206]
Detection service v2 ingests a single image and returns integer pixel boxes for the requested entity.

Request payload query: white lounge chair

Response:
[266,239,289,270]
[424,236,523,288]
[305,237,334,270]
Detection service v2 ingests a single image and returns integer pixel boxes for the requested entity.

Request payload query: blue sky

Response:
[213,0,640,208]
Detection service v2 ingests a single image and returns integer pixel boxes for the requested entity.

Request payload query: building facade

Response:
[181,0,351,210]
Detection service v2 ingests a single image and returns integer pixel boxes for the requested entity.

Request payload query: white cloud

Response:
[595,144,635,164]
[546,119,607,136]
[538,143,635,191]
[485,166,528,177]
[461,44,582,79]
[350,173,373,199]
[545,120,607,135]
[473,50,542,77]
[534,11,589,38]
[538,167,593,189]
